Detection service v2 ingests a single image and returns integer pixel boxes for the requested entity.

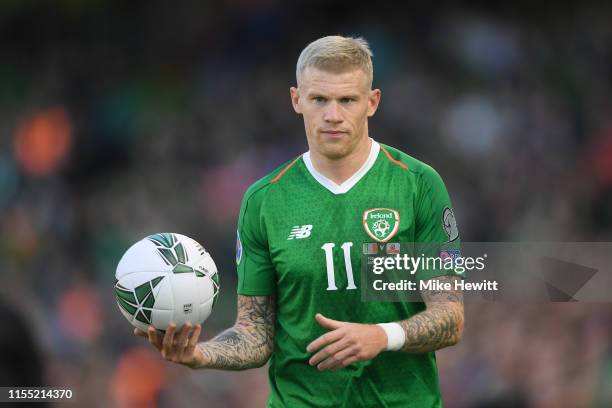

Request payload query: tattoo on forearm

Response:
[399,276,464,353]
[197,295,275,370]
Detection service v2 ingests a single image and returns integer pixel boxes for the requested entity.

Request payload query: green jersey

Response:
[236,140,460,408]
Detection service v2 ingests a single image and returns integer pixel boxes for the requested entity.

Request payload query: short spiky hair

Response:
[296,35,374,86]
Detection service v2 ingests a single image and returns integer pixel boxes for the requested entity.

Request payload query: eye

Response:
[313,96,326,104]
[340,97,354,104]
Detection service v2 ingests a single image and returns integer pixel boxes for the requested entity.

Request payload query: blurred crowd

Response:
[1,1,611,407]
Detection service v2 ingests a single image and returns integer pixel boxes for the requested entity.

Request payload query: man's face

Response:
[290,67,381,160]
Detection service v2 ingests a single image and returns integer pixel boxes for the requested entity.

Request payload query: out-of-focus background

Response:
[1,1,611,407]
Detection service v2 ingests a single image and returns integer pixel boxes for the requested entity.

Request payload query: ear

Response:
[367,88,381,117]
[290,87,302,114]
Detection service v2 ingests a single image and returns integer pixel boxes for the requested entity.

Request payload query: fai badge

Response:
[363,208,400,243]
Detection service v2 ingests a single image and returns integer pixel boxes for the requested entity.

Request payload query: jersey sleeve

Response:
[236,188,276,295]
[413,165,462,281]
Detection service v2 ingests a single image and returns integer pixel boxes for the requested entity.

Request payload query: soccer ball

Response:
[114,233,219,332]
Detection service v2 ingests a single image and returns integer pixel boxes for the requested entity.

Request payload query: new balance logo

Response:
[288,225,313,240]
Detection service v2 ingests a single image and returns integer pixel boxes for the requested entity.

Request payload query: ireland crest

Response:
[363,208,400,242]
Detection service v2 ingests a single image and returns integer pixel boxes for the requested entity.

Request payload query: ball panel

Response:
[198,296,215,323]
[117,301,136,325]
[169,273,201,327]
[115,272,170,329]
[195,275,217,307]
[151,309,173,331]
[152,276,174,311]
[116,239,172,279]
[130,317,150,333]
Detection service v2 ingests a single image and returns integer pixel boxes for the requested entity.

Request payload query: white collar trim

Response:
[303,139,380,195]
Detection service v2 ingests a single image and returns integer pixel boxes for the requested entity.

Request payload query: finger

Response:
[176,322,193,348]
[307,329,344,353]
[322,346,359,370]
[162,323,177,358]
[315,313,345,330]
[185,324,202,354]
[134,328,148,338]
[319,354,351,371]
[317,355,342,371]
[334,344,359,363]
[309,339,350,366]
[147,326,162,351]
[341,356,359,367]
[320,359,342,371]
[175,322,193,360]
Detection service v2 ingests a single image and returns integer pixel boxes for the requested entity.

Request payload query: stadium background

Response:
[1,1,612,407]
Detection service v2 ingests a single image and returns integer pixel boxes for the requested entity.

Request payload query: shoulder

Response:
[241,155,303,208]
[379,143,444,186]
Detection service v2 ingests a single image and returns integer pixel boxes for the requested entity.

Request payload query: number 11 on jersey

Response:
[321,242,357,291]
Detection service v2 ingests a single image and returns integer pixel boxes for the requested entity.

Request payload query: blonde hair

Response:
[296,35,373,86]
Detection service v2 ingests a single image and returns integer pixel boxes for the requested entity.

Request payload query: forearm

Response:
[398,303,464,353]
[196,323,273,370]
[194,295,275,370]
[395,276,465,353]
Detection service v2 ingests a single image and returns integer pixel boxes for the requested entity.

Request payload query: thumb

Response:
[134,328,148,337]
[315,313,345,329]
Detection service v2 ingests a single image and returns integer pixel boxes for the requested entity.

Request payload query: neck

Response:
[309,136,372,185]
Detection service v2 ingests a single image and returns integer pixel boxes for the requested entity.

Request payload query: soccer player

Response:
[136,35,464,407]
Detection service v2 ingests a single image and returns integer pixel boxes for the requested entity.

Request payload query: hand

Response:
[306,313,387,371]
[134,322,203,368]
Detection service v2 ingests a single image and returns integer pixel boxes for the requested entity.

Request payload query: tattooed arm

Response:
[196,295,276,370]
[398,275,464,353]
[306,275,463,370]
[135,295,275,371]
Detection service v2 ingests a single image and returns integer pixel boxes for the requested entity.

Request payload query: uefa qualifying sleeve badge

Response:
[442,207,459,242]
[236,230,243,265]
[363,208,400,243]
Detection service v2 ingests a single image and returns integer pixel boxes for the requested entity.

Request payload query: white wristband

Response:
[377,323,406,351]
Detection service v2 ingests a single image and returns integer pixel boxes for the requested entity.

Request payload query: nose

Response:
[323,101,343,124]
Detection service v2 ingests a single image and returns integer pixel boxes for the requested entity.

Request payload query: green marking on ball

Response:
[173,264,194,274]
[147,233,175,248]
[114,276,166,323]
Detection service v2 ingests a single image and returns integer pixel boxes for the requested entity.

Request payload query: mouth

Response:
[320,130,348,137]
